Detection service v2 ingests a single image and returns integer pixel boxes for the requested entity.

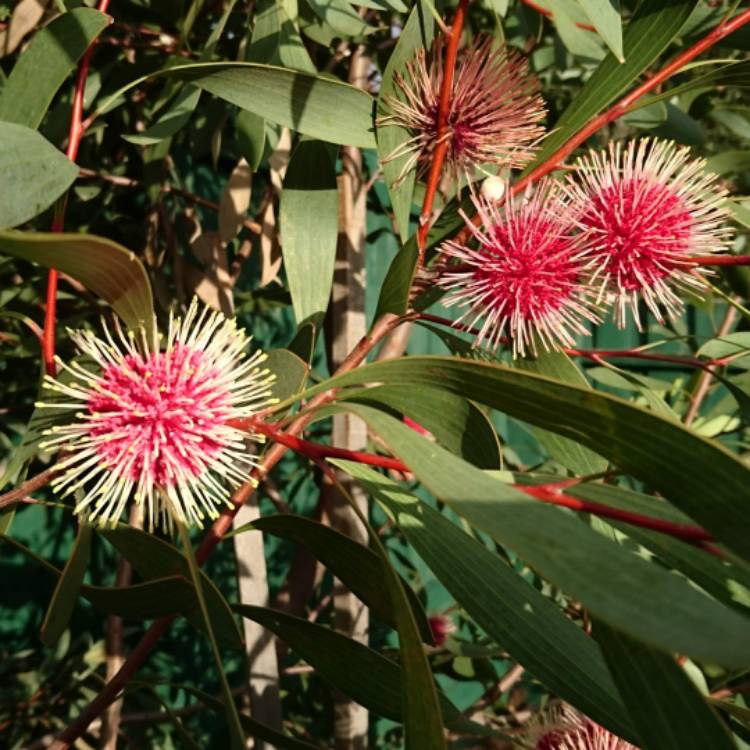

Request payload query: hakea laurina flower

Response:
[379,36,546,183]
[437,180,599,357]
[524,704,639,750]
[38,300,276,532]
[566,138,732,328]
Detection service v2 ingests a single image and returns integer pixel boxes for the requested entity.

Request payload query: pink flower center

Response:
[473,219,579,319]
[535,721,599,749]
[87,344,232,486]
[582,176,693,290]
[425,103,480,166]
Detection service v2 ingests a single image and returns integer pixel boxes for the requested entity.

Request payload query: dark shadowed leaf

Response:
[0,8,110,128]
[40,523,93,646]
[595,621,736,750]
[0,230,154,331]
[310,356,750,561]
[337,460,637,743]
[325,402,750,667]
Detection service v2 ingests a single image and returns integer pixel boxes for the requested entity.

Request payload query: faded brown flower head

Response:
[379,36,546,184]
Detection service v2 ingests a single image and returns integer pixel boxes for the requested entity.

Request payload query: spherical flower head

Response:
[567,138,733,329]
[427,613,456,647]
[437,180,600,357]
[379,36,546,183]
[526,704,639,750]
[38,300,276,532]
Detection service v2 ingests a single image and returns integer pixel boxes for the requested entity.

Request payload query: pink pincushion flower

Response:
[566,138,732,328]
[39,299,275,532]
[379,36,546,182]
[525,704,639,750]
[437,180,599,357]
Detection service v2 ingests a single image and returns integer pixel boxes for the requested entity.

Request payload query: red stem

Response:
[514,7,750,193]
[689,255,750,267]
[520,484,714,545]
[416,0,469,263]
[42,0,112,377]
[234,420,409,472]
[417,312,726,370]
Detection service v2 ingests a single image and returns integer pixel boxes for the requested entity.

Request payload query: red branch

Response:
[514,7,750,194]
[520,484,714,545]
[689,254,750,267]
[237,419,715,545]
[42,0,112,377]
[233,419,409,472]
[416,0,470,263]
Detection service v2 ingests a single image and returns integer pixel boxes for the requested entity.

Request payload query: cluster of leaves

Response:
[2,1,750,749]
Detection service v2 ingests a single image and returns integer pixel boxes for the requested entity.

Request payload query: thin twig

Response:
[684,302,739,426]
[43,1,113,377]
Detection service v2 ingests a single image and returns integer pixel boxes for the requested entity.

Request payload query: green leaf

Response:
[97,63,375,148]
[637,59,750,109]
[548,0,606,60]
[595,621,737,750]
[235,110,266,170]
[341,384,501,468]
[576,0,623,61]
[568,481,750,616]
[100,527,243,649]
[232,604,484,736]
[516,351,608,475]
[305,0,378,38]
[280,139,339,324]
[176,683,321,750]
[374,195,466,319]
[266,348,309,404]
[123,86,202,146]
[1,534,201,619]
[0,123,79,228]
[40,523,93,647]
[0,230,154,332]
[698,332,750,361]
[239,514,432,640]
[527,0,699,171]
[0,8,110,129]
[311,356,750,562]
[327,402,750,667]
[376,1,436,241]
[337,461,637,743]
[178,523,245,750]
[83,576,199,619]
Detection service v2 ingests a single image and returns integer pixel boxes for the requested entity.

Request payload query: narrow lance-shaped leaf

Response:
[178,523,246,750]
[595,621,737,750]
[0,124,79,229]
[515,351,608,475]
[526,0,699,170]
[0,230,154,332]
[101,527,243,649]
[95,63,376,148]
[232,604,492,738]
[308,356,750,561]
[336,460,638,743]
[40,523,93,647]
[237,514,432,640]
[2,534,201,620]
[0,8,110,129]
[280,139,339,324]
[327,401,750,667]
